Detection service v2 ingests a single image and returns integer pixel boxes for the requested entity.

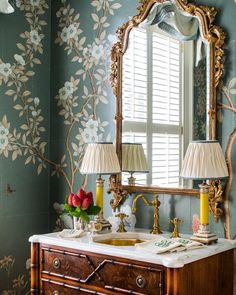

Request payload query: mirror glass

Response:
[121,1,210,188]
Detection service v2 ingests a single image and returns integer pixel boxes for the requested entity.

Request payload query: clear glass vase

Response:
[73,216,87,231]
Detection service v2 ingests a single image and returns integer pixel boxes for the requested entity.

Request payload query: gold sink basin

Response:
[92,232,159,247]
[96,238,144,246]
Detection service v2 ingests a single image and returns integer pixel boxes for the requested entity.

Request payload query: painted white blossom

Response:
[32,111,38,117]
[0,124,9,137]
[59,87,68,101]
[0,62,12,77]
[30,30,41,45]
[0,124,9,151]
[81,129,98,143]
[60,27,69,43]
[34,97,40,106]
[91,44,104,60]
[16,0,22,8]
[82,46,94,69]
[67,24,77,39]
[0,137,8,151]
[14,54,25,66]
[64,81,74,95]
[58,81,74,101]
[30,0,40,6]
[25,258,31,270]
[85,119,98,132]
[56,10,61,18]
[83,47,90,56]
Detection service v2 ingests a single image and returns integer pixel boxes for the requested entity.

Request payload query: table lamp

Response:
[80,142,121,230]
[180,140,228,244]
[122,143,149,185]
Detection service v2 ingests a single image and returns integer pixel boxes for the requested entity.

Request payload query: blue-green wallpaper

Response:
[0,0,235,293]
[0,0,51,292]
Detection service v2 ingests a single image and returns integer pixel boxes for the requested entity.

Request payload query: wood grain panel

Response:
[166,250,234,295]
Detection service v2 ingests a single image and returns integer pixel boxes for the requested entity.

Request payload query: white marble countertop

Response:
[29,230,236,269]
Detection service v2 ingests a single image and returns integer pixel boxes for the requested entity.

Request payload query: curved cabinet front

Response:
[30,241,234,295]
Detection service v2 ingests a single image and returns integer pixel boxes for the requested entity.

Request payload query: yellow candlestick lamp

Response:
[80,143,121,231]
[180,140,228,244]
[96,177,104,209]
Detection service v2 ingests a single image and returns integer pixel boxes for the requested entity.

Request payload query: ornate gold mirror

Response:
[110,0,225,204]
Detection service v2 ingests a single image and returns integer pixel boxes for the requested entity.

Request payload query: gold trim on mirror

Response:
[208,180,224,223]
[110,0,226,213]
[108,175,129,210]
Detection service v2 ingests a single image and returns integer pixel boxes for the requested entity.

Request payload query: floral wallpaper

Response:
[0,0,236,293]
[193,59,207,140]
[0,0,51,293]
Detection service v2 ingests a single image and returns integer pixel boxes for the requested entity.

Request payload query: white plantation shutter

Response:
[152,32,181,125]
[122,28,147,123]
[122,27,184,187]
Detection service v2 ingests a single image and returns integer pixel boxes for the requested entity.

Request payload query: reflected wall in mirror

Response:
[111,0,225,195]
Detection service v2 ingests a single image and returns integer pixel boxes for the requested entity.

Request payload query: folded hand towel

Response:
[135,238,204,254]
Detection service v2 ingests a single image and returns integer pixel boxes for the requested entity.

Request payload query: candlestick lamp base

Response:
[191,224,218,244]
[94,213,112,233]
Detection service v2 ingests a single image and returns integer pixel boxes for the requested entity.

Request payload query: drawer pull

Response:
[52,291,59,295]
[136,275,146,288]
[53,258,61,269]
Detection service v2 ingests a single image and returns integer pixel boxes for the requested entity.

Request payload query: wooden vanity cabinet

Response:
[30,242,234,295]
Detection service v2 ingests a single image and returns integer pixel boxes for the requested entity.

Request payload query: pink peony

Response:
[81,197,93,210]
[192,214,200,233]
[68,192,75,206]
[72,194,82,207]
[86,192,93,202]
[77,188,87,201]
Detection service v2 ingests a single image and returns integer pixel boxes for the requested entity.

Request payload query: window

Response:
[122,27,193,187]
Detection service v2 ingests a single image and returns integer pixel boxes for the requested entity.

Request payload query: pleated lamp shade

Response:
[180,140,228,180]
[122,143,149,173]
[80,142,121,175]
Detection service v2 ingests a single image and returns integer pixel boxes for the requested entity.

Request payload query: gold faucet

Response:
[115,213,129,232]
[132,194,162,234]
[170,218,183,238]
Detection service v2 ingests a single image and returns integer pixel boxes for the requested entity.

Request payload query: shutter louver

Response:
[122,27,183,187]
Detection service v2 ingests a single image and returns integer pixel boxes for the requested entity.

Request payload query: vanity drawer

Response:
[100,259,164,295]
[41,246,103,286]
[41,278,107,294]
[40,245,164,295]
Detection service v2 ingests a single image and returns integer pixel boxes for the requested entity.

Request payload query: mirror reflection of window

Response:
[122,27,193,187]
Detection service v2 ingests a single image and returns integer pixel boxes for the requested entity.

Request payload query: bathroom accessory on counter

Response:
[135,238,205,254]
[58,229,84,239]
[170,218,183,238]
[132,194,162,234]
[116,212,129,233]
[180,140,228,244]
[80,142,121,231]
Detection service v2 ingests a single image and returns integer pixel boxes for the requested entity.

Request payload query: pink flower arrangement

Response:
[64,188,100,222]
[192,214,200,234]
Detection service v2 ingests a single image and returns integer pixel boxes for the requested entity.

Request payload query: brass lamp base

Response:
[191,224,218,245]
[128,175,136,185]
[94,212,112,233]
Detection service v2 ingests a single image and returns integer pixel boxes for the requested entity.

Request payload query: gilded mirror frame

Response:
[109,0,225,216]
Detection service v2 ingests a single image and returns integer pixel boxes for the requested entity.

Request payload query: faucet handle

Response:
[115,213,129,232]
[170,217,183,238]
